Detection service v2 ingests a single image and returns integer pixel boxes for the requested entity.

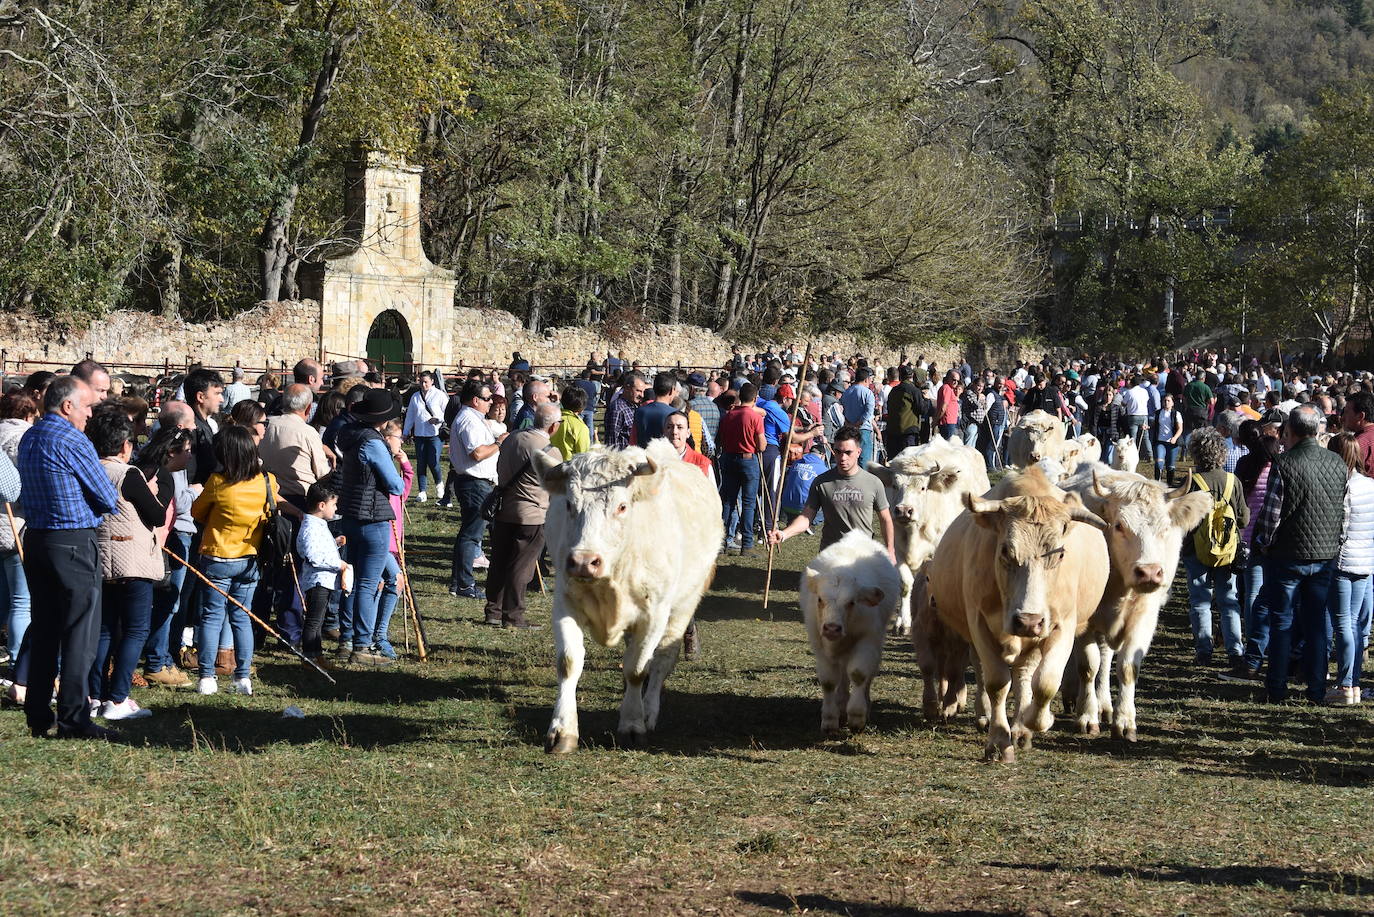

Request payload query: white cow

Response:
[800,531,902,736]
[1058,433,1100,474]
[1007,410,1067,468]
[867,435,990,635]
[1111,435,1140,473]
[534,439,724,753]
[1061,464,1211,740]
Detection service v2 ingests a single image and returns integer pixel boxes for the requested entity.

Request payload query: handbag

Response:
[480,455,533,522]
[259,471,295,569]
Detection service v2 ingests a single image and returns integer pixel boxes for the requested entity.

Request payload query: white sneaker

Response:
[435,483,446,502]
[230,677,252,696]
[415,490,428,503]
[473,554,490,570]
[101,698,152,720]
[197,677,218,695]
[89,699,102,718]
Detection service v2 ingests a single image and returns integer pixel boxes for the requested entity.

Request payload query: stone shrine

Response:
[301,142,456,369]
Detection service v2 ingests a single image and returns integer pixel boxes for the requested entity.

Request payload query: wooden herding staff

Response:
[390,519,428,661]
[763,340,814,609]
[5,503,22,563]
[162,546,337,684]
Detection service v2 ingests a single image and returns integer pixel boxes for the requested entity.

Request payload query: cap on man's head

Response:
[686,372,707,387]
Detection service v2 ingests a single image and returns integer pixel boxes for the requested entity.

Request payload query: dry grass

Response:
[2,495,1372,916]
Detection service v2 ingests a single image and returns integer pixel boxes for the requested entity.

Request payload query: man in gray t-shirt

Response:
[768,426,895,562]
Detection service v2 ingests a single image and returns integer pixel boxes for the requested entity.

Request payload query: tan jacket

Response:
[98,460,164,581]
[260,411,331,499]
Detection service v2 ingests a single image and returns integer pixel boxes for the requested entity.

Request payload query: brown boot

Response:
[683,620,701,661]
[214,649,235,675]
[179,647,198,671]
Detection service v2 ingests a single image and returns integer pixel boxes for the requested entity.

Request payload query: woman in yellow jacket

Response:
[191,426,299,695]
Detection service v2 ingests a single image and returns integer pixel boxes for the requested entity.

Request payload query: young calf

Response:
[800,531,901,736]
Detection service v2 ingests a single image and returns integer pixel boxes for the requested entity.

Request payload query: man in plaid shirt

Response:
[604,371,646,449]
[17,376,120,741]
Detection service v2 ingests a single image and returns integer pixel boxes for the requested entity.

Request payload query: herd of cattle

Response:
[528,410,1210,762]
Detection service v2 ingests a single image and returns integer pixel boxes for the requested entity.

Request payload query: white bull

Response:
[534,439,724,753]
[1007,410,1067,468]
[1061,464,1211,740]
[801,531,902,736]
[867,436,990,635]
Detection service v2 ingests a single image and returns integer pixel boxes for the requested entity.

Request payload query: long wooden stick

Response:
[763,341,814,610]
[5,503,22,563]
[391,519,428,661]
[162,546,336,684]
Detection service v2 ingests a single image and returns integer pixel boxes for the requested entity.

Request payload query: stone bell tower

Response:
[313,142,455,368]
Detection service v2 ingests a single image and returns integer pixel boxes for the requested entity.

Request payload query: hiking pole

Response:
[764,340,813,611]
[5,503,22,563]
[161,546,336,684]
[390,519,428,661]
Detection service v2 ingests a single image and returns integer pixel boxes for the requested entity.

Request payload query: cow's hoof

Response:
[984,744,1015,763]
[545,731,579,755]
[823,727,846,739]
[1111,724,1137,743]
[848,718,867,734]
[1012,728,1033,751]
[976,715,990,732]
[1075,717,1097,736]
[617,728,649,749]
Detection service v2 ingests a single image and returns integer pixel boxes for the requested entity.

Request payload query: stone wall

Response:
[0,299,1051,377]
[0,303,320,375]
[446,306,1051,373]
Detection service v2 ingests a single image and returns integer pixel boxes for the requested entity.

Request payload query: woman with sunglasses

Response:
[134,425,197,688]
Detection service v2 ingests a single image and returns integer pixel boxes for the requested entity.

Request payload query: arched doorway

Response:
[366,309,413,371]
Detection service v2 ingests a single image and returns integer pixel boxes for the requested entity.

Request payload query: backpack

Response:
[1192,472,1239,567]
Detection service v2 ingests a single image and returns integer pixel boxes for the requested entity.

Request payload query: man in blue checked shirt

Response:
[17,376,120,741]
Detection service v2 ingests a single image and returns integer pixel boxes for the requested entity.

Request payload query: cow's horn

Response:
[964,492,1002,514]
[924,461,942,476]
[1090,468,1109,498]
[631,456,658,477]
[1069,506,1109,530]
[1165,480,1190,500]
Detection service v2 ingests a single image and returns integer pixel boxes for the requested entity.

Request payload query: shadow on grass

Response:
[507,687,927,756]
[984,861,1374,895]
[116,706,445,752]
[735,891,1013,916]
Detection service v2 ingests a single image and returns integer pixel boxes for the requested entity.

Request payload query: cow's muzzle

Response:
[566,551,605,580]
[893,504,917,523]
[821,622,844,641]
[1133,564,1165,590]
[1011,613,1045,637]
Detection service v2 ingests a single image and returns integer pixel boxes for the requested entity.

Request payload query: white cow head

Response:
[804,568,887,642]
[534,445,662,581]
[964,467,1107,638]
[1011,410,1066,466]
[1078,468,1211,592]
[867,442,965,526]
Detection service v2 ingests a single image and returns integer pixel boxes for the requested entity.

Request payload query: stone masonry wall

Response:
[0,300,1050,377]
[0,303,321,375]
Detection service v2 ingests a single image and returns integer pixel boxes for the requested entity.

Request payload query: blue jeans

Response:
[413,436,442,493]
[374,553,401,649]
[719,453,761,549]
[1154,441,1181,475]
[1182,554,1242,660]
[1,549,30,658]
[1327,570,1371,689]
[858,428,874,468]
[938,423,960,442]
[91,578,154,703]
[580,410,596,443]
[341,518,393,649]
[145,530,190,672]
[450,475,492,590]
[1250,558,1335,702]
[1239,560,1264,646]
[195,556,259,680]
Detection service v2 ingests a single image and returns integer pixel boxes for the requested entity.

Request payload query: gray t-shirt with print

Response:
[805,467,889,549]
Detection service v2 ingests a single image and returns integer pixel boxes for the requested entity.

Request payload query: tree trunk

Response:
[258,16,356,301]
[155,238,182,320]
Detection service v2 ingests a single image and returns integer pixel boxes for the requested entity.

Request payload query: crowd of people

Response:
[1,342,1371,742]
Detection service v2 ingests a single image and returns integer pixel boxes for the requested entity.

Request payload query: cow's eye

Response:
[1045,548,1065,568]
[615,502,629,516]
[1113,521,1126,533]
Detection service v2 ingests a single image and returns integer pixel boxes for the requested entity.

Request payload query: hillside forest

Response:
[5,0,1374,353]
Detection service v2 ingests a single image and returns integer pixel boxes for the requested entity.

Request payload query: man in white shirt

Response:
[1121,375,1152,453]
[403,371,449,503]
[449,380,505,599]
[222,366,253,411]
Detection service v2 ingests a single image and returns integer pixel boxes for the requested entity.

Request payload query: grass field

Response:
[2,494,1373,916]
